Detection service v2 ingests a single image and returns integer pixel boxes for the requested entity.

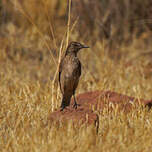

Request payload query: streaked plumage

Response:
[59,41,89,111]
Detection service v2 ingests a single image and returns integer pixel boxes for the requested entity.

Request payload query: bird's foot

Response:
[60,105,66,111]
[60,107,64,111]
[73,103,77,109]
[73,103,80,109]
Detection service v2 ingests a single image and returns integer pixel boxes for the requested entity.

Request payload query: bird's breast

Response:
[64,57,81,78]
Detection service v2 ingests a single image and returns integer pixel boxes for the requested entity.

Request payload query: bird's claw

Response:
[60,107,64,111]
[60,105,65,111]
[73,103,78,109]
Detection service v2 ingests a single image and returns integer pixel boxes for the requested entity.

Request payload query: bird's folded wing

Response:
[59,58,64,94]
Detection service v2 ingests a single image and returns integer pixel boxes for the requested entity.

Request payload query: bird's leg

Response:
[60,104,65,111]
[73,93,78,109]
[60,105,65,111]
[60,97,66,111]
[60,96,71,111]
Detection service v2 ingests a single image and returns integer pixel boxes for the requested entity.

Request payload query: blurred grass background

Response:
[1,0,152,151]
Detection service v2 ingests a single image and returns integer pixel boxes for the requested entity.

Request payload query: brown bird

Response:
[59,41,89,111]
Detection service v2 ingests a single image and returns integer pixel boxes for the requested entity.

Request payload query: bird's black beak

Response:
[81,45,89,49]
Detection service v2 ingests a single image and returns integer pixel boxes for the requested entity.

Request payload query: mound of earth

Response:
[48,90,152,126]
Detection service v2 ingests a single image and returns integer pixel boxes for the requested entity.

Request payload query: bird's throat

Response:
[65,51,77,57]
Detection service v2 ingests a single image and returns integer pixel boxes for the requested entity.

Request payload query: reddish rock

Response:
[49,107,98,125]
[48,90,152,126]
[73,90,152,110]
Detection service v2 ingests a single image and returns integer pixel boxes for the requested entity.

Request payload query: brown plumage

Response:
[59,41,89,111]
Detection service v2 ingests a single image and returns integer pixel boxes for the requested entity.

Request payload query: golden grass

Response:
[1,0,152,151]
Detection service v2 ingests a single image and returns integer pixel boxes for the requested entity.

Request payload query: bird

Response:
[59,41,89,111]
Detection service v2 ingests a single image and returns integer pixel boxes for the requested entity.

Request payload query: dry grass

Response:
[1,0,152,151]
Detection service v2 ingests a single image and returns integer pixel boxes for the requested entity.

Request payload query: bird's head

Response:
[65,41,89,55]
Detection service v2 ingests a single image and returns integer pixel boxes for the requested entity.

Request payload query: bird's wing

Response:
[59,58,63,94]
[79,61,81,76]
[73,61,81,92]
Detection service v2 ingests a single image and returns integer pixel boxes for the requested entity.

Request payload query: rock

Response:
[49,107,98,125]
[73,90,152,111]
[48,90,152,126]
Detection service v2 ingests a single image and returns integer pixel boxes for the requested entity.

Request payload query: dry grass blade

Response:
[43,0,57,51]
[70,16,79,33]
[51,36,65,111]
[10,0,57,66]
[66,0,72,48]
